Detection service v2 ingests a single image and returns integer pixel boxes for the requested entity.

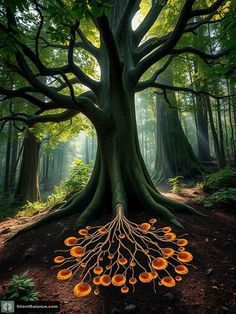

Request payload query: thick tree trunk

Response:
[9,85,202,241]
[15,130,41,203]
[7,1,203,241]
[154,94,202,183]
[153,71,201,183]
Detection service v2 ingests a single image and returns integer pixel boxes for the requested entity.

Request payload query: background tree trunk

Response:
[3,121,13,194]
[15,130,41,203]
[154,71,201,183]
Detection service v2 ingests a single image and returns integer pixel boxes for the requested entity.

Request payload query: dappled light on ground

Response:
[53,205,194,297]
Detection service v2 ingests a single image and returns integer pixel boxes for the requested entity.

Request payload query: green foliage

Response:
[9,159,92,219]
[16,201,45,218]
[168,176,184,194]
[3,272,38,301]
[203,188,236,208]
[60,159,92,193]
[200,168,236,192]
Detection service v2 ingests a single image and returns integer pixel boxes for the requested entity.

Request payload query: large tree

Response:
[0,0,233,238]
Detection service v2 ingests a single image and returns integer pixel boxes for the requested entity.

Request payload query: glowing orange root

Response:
[53,205,195,297]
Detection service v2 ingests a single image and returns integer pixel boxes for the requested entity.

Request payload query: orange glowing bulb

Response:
[93,277,100,285]
[151,271,158,279]
[162,227,172,233]
[161,248,175,257]
[93,266,103,275]
[98,227,107,234]
[112,274,126,286]
[174,265,189,274]
[100,275,112,286]
[70,246,85,257]
[151,257,168,270]
[54,256,65,263]
[74,282,91,297]
[177,251,193,263]
[118,233,126,239]
[164,232,176,241]
[139,272,153,283]
[140,223,151,231]
[149,218,157,224]
[57,269,72,280]
[78,229,88,236]
[121,286,129,293]
[129,277,137,285]
[64,237,78,246]
[161,276,176,287]
[177,239,188,246]
[118,257,128,265]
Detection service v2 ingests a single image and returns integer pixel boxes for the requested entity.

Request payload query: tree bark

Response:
[153,71,202,183]
[3,121,12,194]
[205,94,226,168]
[15,130,41,203]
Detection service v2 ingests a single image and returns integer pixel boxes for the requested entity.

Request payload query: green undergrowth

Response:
[0,159,92,220]
[168,176,185,194]
[3,272,38,301]
[195,167,236,208]
[198,167,236,192]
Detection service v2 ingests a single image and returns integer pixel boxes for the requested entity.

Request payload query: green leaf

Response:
[206,268,213,275]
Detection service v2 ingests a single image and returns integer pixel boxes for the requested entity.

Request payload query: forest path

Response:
[0,189,235,314]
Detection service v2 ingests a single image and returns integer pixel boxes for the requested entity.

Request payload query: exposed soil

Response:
[0,187,235,314]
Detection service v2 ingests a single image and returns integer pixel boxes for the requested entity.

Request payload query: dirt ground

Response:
[0,187,235,314]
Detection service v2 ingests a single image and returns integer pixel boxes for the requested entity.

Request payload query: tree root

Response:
[4,180,98,242]
[146,185,205,216]
[5,155,204,242]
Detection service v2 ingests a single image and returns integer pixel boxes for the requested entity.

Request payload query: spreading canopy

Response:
[0,0,234,129]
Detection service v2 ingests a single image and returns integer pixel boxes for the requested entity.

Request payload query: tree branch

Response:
[170,47,231,65]
[134,0,167,45]
[136,81,236,100]
[95,14,122,73]
[116,0,141,41]
[191,0,227,17]
[76,27,100,60]
[0,109,78,128]
[134,0,195,80]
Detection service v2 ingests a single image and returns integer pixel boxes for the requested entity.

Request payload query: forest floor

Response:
[0,186,235,314]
